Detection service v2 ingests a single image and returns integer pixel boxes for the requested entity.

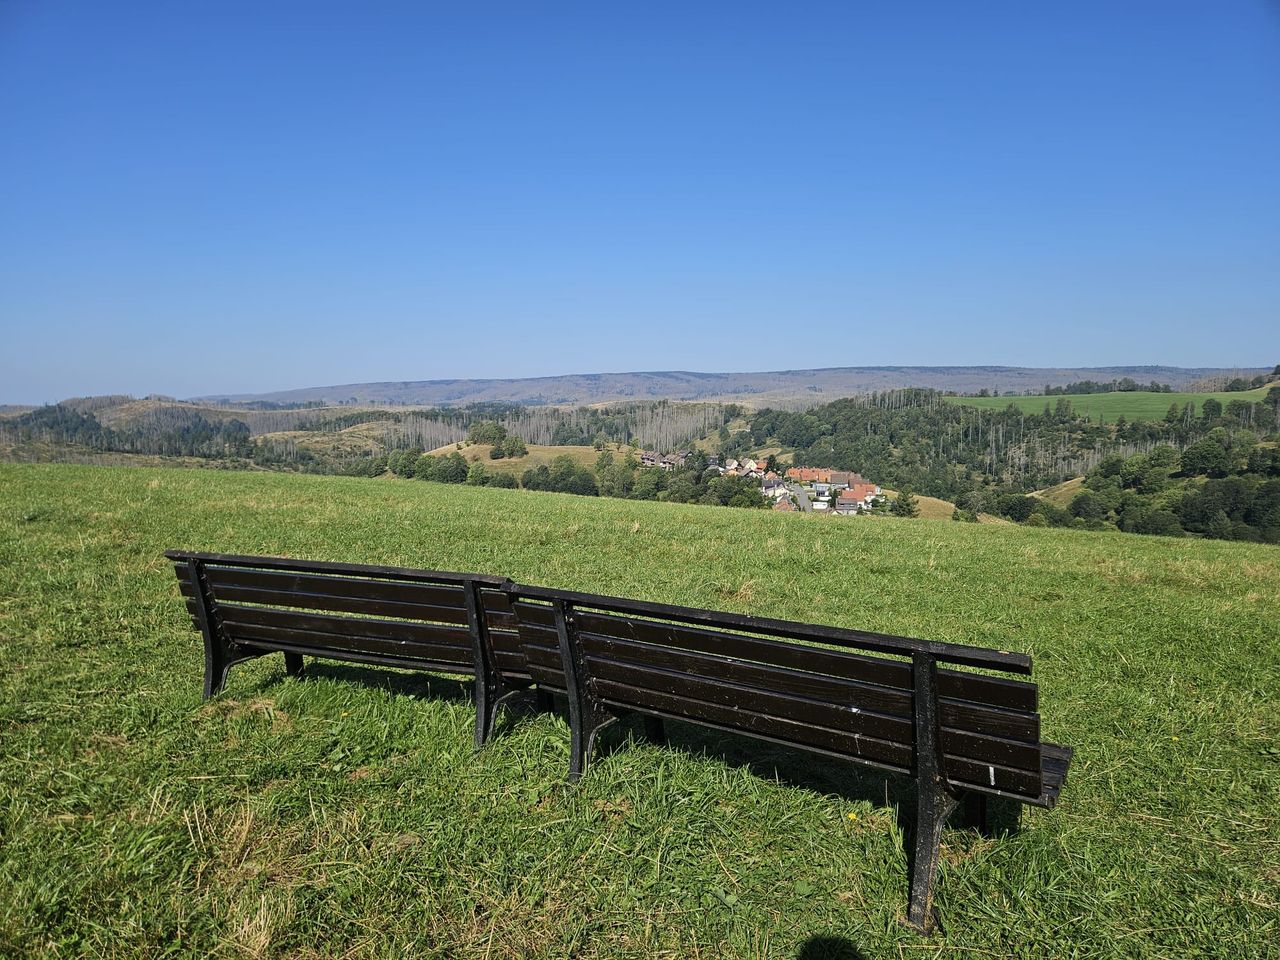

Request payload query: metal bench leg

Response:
[202,633,233,699]
[960,790,992,837]
[188,558,240,699]
[905,649,959,935]
[554,598,615,782]
[283,652,305,678]
[906,782,959,934]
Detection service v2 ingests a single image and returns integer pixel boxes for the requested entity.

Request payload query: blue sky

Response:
[1,2,1277,402]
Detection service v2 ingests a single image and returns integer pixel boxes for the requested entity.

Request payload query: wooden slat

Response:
[165,549,509,587]
[520,642,564,673]
[487,628,524,655]
[217,603,471,650]
[575,611,908,687]
[939,669,1035,713]
[516,584,1031,673]
[207,566,468,611]
[228,634,475,674]
[572,610,1035,711]
[493,650,528,674]
[941,727,1042,772]
[940,697,1039,743]
[593,678,914,771]
[511,600,557,629]
[943,755,1041,799]
[223,621,473,666]
[1039,742,1073,807]
[485,610,518,630]
[588,655,913,744]
[581,634,913,718]
[205,582,470,625]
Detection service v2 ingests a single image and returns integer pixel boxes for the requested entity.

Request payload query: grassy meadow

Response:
[942,386,1272,421]
[426,441,618,476]
[1,464,1278,958]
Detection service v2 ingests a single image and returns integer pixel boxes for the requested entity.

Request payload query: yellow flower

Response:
[1171,735,1179,741]
[846,812,858,822]
[341,711,351,717]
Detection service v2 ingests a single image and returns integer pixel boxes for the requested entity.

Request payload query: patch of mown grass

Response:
[1,463,1278,958]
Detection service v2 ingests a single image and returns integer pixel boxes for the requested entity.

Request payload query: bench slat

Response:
[516,583,1031,673]
[571,610,1036,712]
[206,582,471,625]
[593,678,914,771]
[166,550,508,587]
[225,636,475,675]
[943,754,1042,799]
[223,621,474,667]
[206,566,468,609]
[511,600,557,629]
[217,603,471,651]
[588,655,913,744]
[939,697,1039,743]
[580,633,913,718]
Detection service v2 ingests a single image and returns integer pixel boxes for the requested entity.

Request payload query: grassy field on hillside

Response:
[427,441,620,476]
[2,465,1278,958]
[943,386,1272,421]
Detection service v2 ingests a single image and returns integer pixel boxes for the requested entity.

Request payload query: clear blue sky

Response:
[2,2,1277,402]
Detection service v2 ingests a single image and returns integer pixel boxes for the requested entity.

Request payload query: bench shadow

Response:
[260,660,477,705]
[599,714,1022,838]
[795,937,869,960]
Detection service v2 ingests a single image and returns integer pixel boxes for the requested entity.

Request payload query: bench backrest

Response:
[168,551,509,675]
[511,586,1046,803]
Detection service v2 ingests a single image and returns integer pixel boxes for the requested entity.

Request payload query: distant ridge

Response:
[195,365,1268,408]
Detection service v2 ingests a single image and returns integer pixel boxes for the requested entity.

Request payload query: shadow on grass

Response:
[598,713,1022,838]
[270,660,476,704]
[795,937,869,960]
[251,659,552,736]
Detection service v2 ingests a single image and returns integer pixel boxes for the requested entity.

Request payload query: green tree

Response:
[1179,437,1231,478]
[467,421,507,445]
[891,489,919,518]
[466,461,489,486]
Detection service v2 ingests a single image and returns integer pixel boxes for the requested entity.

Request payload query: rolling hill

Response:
[193,365,1266,408]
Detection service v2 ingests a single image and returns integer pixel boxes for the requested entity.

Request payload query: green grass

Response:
[942,386,1273,422]
[2,464,1278,959]
[427,441,618,477]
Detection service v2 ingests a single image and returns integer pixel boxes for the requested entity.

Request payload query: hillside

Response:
[191,365,1263,408]
[943,386,1273,421]
[425,440,617,476]
[2,463,1276,957]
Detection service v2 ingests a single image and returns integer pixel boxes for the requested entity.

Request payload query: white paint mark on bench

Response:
[988,765,996,786]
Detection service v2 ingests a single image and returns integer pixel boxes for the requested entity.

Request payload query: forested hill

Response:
[194,365,1264,408]
[735,388,1280,501]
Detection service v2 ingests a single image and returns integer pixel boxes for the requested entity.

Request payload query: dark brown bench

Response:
[167,551,1070,935]
[167,551,533,747]
[507,583,1072,934]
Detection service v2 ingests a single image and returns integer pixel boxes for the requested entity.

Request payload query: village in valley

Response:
[636,449,885,516]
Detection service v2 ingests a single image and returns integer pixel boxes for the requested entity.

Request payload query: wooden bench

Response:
[167,551,1071,934]
[506,583,1072,935]
[167,551,534,747]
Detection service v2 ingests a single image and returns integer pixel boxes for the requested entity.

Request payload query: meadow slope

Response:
[1,465,1277,959]
[942,386,1272,421]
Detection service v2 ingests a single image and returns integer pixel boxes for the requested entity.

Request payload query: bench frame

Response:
[170,551,522,749]
[168,550,1071,935]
